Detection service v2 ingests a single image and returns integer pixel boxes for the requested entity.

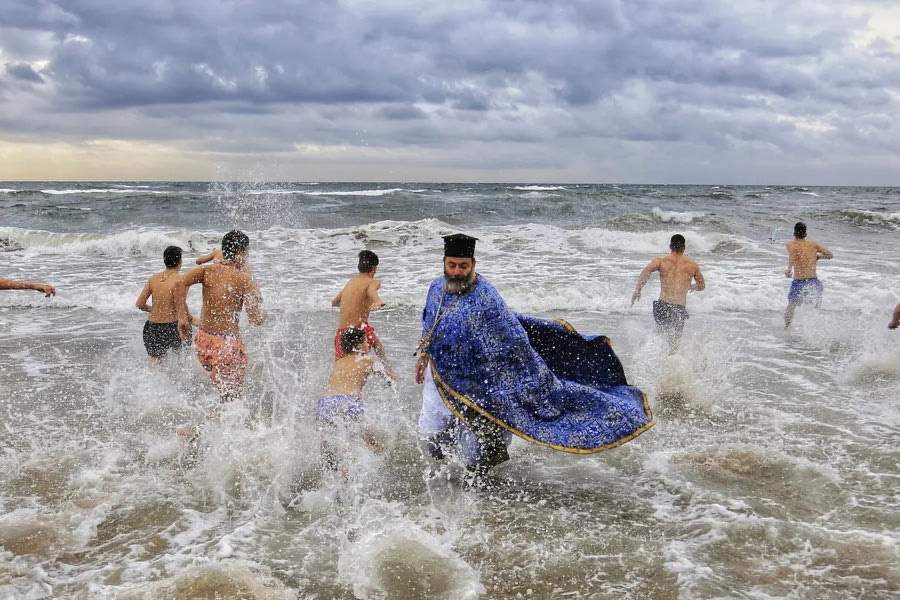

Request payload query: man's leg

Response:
[418,368,456,459]
[785,303,796,328]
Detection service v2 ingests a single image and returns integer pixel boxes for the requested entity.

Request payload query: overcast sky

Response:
[1,0,899,183]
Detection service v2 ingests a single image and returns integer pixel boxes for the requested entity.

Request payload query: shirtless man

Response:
[174,230,266,408]
[632,234,706,351]
[136,246,196,364]
[0,278,55,296]
[331,250,396,378]
[784,222,833,328]
[317,328,383,458]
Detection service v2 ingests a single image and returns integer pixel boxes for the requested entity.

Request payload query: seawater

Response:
[0,182,898,599]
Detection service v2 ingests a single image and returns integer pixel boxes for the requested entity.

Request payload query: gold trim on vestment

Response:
[430,363,654,454]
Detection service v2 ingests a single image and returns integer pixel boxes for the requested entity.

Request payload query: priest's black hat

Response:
[443,233,477,258]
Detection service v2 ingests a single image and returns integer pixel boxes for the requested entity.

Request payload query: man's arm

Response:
[889,302,900,330]
[816,243,833,260]
[691,265,706,292]
[135,279,153,312]
[196,250,222,265]
[785,242,794,277]
[174,267,204,339]
[415,354,430,384]
[244,278,266,326]
[367,280,386,310]
[331,289,343,307]
[0,278,56,297]
[631,260,659,305]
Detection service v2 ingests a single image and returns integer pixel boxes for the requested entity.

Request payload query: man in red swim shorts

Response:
[331,250,397,378]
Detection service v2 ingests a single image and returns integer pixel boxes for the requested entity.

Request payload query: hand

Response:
[36,285,55,297]
[372,301,386,310]
[177,317,192,341]
[630,290,640,306]
[784,268,792,278]
[415,356,429,384]
[890,319,899,330]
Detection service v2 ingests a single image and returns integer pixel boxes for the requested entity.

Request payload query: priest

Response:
[415,233,654,473]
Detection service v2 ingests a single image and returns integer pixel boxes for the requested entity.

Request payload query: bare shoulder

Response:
[147,271,164,288]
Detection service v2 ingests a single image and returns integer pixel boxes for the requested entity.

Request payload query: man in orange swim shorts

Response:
[175,230,266,410]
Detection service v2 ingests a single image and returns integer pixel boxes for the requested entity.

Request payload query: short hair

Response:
[670,234,686,253]
[794,222,807,239]
[163,245,182,269]
[358,250,379,273]
[340,327,367,354]
[221,230,250,261]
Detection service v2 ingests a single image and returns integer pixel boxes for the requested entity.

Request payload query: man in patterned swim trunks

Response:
[784,222,833,328]
[631,234,706,351]
[331,250,397,378]
[174,230,266,432]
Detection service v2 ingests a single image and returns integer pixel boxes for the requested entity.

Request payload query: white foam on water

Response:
[510,185,568,191]
[337,500,484,600]
[300,188,409,196]
[38,188,169,195]
[651,207,706,223]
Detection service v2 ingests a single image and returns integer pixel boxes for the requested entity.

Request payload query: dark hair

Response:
[670,234,686,253]
[794,222,807,239]
[339,327,367,354]
[221,230,250,261]
[163,245,182,269]
[358,250,379,273]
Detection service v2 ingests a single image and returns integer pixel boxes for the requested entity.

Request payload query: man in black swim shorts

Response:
[136,246,193,364]
[632,234,705,352]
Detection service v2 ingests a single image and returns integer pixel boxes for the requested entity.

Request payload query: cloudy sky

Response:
[1,0,899,183]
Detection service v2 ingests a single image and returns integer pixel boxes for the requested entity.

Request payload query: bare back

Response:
[656,253,704,305]
[193,264,263,335]
[323,354,374,396]
[145,271,183,322]
[335,274,383,328]
[786,239,832,280]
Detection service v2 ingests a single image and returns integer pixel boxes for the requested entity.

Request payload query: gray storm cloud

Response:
[0,0,898,182]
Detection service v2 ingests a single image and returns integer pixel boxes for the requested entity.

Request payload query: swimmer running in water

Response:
[784,222,833,328]
[331,250,397,379]
[632,234,705,352]
[135,246,199,365]
[173,230,266,438]
[317,328,387,470]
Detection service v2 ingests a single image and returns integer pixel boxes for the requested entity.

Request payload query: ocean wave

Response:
[834,209,900,229]
[300,188,417,197]
[510,185,568,192]
[38,188,169,195]
[651,207,706,224]
[0,227,215,256]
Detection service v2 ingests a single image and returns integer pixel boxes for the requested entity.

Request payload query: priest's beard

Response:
[444,269,476,294]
